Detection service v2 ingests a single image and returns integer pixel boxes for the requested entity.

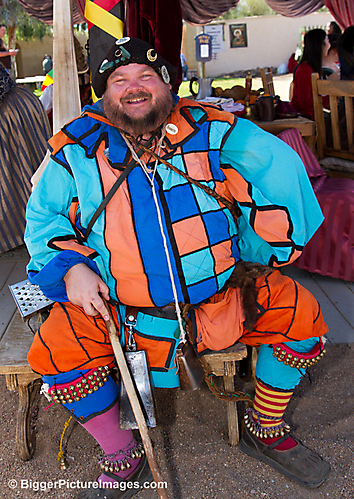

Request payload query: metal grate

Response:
[9,280,53,320]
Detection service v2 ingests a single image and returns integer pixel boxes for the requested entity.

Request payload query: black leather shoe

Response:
[239,425,330,488]
[75,455,153,499]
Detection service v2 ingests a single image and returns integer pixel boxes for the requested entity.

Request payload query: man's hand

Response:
[63,263,110,320]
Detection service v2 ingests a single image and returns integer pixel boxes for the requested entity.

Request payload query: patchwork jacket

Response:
[25,96,323,307]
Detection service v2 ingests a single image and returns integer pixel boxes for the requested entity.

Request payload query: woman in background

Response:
[322,34,340,80]
[327,21,342,36]
[291,29,330,119]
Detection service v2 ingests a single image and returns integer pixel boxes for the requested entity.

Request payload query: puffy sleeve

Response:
[219,118,324,267]
[25,156,101,301]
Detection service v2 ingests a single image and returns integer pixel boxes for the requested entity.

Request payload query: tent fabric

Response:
[16,0,354,30]
[17,0,85,25]
[324,0,354,29]
[177,0,353,29]
[179,0,323,24]
[264,0,323,18]
[180,0,240,25]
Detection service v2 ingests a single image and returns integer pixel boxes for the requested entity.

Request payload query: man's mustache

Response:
[121,91,151,104]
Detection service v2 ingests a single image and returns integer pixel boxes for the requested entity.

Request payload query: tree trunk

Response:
[7,23,16,78]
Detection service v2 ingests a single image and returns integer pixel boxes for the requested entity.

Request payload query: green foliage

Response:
[218,7,239,20]
[217,0,275,19]
[237,0,275,17]
[0,0,22,28]
[17,13,52,41]
[317,6,329,13]
[74,23,88,34]
[217,0,327,20]
[0,0,52,41]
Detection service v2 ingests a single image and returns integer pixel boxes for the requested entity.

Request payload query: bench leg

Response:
[16,378,41,460]
[223,361,240,446]
[251,347,258,387]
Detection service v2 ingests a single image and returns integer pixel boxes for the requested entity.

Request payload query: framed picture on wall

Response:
[229,24,247,48]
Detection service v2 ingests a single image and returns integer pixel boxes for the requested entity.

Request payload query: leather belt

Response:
[138,305,177,320]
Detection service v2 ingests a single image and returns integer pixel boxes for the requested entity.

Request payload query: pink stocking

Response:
[81,400,142,484]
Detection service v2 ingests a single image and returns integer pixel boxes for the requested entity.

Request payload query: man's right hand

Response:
[63,263,110,320]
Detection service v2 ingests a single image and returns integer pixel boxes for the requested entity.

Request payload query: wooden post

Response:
[53,0,81,134]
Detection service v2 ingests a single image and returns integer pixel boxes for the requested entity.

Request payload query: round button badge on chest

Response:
[166,123,178,135]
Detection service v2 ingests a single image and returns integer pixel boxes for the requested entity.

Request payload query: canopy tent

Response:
[17,0,354,29]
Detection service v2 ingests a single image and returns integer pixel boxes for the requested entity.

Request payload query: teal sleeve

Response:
[220,118,324,266]
[25,158,78,273]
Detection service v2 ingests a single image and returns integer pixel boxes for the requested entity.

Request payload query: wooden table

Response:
[246,115,316,152]
[16,75,45,91]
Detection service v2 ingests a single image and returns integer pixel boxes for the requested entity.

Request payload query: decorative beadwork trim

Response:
[244,408,291,439]
[49,366,110,404]
[98,442,145,474]
[272,337,326,369]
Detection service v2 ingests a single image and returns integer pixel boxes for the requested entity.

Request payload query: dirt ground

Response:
[0,342,353,499]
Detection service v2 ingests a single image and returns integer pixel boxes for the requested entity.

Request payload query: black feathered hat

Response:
[92,37,177,98]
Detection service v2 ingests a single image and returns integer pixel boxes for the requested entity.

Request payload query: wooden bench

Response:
[202,345,256,446]
[0,311,41,460]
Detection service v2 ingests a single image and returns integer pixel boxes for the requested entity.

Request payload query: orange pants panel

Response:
[27,270,328,375]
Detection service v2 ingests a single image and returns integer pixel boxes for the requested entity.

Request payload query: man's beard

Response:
[103,87,174,137]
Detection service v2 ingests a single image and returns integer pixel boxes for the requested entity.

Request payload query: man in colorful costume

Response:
[25,38,330,498]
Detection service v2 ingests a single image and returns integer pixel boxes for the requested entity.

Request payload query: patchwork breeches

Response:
[27,270,328,389]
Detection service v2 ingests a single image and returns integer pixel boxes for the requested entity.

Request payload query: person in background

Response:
[325,26,354,148]
[180,52,188,80]
[327,21,342,36]
[0,24,18,73]
[287,52,297,73]
[42,54,53,75]
[0,62,51,253]
[337,25,354,80]
[322,34,340,80]
[291,29,330,119]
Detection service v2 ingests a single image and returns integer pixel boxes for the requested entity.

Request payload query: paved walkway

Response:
[282,265,354,344]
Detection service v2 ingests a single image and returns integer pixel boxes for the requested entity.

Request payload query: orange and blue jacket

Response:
[25,96,323,307]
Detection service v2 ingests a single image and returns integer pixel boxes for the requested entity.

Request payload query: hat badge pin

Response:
[160,65,170,84]
[114,46,131,62]
[147,49,157,62]
[99,59,114,73]
[115,37,130,46]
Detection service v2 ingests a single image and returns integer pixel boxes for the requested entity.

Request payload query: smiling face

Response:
[103,63,174,137]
